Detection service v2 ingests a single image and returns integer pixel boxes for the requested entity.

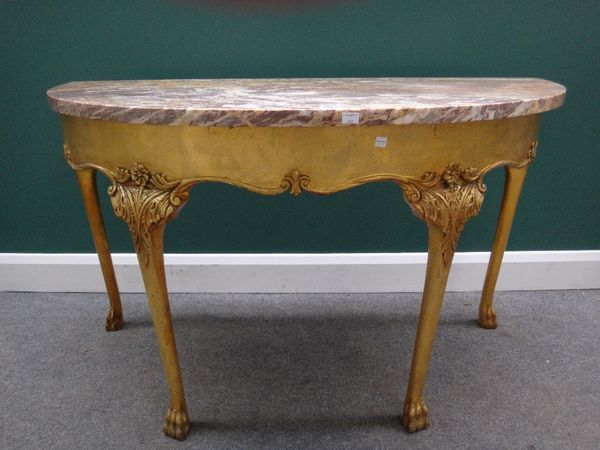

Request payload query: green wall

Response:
[1,0,598,253]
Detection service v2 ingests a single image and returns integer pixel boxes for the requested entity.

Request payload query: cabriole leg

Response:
[399,163,486,432]
[479,166,528,329]
[403,223,453,432]
[75,168,123,331]
[107,163,193,440]
[136,224,189,440]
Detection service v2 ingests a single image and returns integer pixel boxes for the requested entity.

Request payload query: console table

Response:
[47,78,565,440]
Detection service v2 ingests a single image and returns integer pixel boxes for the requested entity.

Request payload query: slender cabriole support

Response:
[398,164,486,432]
[108,163,193,440]
[403,223,449,432]
[74,167,124,331]
[479,164,529,329]
[136,224,190,440]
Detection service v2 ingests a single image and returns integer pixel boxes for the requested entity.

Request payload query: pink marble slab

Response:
[47,78,566,127]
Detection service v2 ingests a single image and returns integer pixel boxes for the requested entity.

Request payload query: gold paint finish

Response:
[60,111,542,440]
[137,222,189,439]
[281,170,311,196]
[403,397,430,432]
[74,168,123,331]
[164,407,190,440]
[61,114,540,192]
[398,163,486,266]
[403,223,455,432]
[479,165,530,329]
[108,163,194,266]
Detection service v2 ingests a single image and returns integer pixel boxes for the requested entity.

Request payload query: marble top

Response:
[47,78,565,127]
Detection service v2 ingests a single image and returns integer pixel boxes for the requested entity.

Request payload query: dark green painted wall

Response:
[1,0,598,253]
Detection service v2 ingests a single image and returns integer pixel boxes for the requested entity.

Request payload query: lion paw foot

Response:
[105,309,124,331]
[402,398,430,432]
[479,306,497,329]
[163,408,190,440]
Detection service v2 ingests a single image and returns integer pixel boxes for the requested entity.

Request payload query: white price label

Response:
[375,136,388,148]
[341,112,360,124]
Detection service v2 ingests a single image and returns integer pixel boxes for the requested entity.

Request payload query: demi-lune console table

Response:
[48,78,565,440]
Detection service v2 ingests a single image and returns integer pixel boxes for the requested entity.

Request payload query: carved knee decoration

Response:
[108,163,194,265]
[400,163,486,263]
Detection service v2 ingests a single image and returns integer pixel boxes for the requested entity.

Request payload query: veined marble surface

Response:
[47,78,566,127]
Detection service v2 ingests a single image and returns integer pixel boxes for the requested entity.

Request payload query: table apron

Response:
[61,114,540,194]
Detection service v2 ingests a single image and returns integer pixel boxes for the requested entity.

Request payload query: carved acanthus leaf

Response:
[108,163,191,265]
[281,170,310,196]
[399,163,486,265]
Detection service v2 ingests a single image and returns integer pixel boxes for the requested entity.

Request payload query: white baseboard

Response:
[1,251,598,293]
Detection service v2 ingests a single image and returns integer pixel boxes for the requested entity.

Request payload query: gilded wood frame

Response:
[63,113,539,439]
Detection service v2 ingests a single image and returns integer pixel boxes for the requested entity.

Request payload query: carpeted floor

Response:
[1,290,598,449]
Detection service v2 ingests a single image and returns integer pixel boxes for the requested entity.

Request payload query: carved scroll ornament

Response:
[280,170,311,196]
[526,140,538,164]
[108,163,193,265]
[399,164,486,266]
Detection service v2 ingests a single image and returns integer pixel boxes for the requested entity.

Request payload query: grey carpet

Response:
[1,290,598,450]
